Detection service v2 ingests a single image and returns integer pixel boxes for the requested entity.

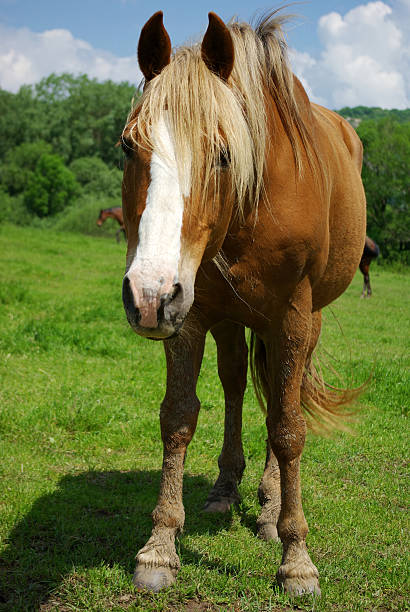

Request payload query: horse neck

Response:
[104,210,123,224]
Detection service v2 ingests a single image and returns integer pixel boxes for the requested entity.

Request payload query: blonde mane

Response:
[125,11,314,216]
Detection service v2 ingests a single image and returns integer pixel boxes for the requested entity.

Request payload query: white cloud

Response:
[289,49,327,106]
[0,24,142,92]
[290,1,410,109]
[1,3,409,110]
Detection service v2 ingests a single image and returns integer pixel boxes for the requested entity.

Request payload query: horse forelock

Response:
[124,10,316,216]
[125,50,255,218]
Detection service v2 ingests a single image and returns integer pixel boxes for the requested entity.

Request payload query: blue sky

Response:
[0,1,409,108]
[0,1,366,55]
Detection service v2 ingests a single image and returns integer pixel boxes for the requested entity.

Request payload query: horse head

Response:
[121,12,252,339]
[96,209,104,226]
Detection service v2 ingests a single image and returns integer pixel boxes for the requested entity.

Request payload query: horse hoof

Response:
[257,522,280,542]
[203,497,234,513]
[279,576,321,597]
[133,565,176,592]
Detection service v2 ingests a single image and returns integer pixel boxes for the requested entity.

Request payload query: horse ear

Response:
[138,11,171,82]
[201,12,234,81]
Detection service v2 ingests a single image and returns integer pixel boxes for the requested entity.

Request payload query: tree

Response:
[0,141,53,195]
[0,74,138,168]
[0,86,43,160]
[338,106,410,124]
[24,154,79,217]
[69,156,122,198]
[31,73,138,165]
[357,118,410,258]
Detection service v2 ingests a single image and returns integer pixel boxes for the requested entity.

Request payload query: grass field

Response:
[0,224,408,611]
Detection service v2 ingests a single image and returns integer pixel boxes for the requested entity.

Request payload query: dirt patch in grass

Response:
[40,599,73,612]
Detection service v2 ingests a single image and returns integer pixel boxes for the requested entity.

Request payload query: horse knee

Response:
[267,411,306,462]
[160,396,200,450]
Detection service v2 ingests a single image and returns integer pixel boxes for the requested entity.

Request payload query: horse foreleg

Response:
[133,328,205,592]
[265,283,320,596]
[203,321,247,513]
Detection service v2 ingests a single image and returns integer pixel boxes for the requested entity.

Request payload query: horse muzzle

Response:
[122,275,188,339]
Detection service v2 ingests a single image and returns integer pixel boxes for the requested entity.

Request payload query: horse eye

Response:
[121,137,134,159]
[218,148,230,169]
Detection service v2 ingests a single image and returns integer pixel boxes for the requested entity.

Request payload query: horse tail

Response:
[249,331,270,415]
[371,242,380,258]
[249,331,361,433]
[299,357,362,433]
[364,236,380,259]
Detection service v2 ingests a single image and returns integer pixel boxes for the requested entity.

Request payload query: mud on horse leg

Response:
[203,321,247,513]
[133,324,205,591]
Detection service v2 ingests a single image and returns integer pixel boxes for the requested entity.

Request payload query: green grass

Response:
[0,224,408,611]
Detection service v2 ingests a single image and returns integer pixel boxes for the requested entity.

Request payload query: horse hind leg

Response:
[360,260,370,298]
[366,265,372,297]
[203,321,247,513]
[256,311,322,544]
[256,440,281,541]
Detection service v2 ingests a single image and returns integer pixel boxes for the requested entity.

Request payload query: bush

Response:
[0,190,32,226]
[69,156,122,198]
[0,141,53,196]
[24,154,79,217]
[52,196,122,236]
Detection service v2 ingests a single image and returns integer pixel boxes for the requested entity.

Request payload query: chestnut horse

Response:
[120,11,366,596]
[359,236,379,297]
[96,207,125,242]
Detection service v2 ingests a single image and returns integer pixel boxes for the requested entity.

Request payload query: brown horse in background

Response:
[96,207,125,242]
[359,236,379,297]
[120,11,366,597]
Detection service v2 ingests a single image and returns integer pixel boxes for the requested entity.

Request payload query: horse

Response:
[96,207,125,242]
[120,11,366,596]
[359,236,379,297]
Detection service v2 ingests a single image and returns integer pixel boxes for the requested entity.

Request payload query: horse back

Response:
[312,104,363,172]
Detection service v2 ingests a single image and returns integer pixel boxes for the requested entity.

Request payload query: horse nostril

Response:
[157,283,183,325]
[122,276,132,308]
[159,283,182,309]
[122,276,141,325]
[170,282,182,302]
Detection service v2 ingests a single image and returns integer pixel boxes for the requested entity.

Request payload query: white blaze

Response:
[126,114,190,328]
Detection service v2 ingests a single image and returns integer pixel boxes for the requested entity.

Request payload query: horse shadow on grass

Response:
[0,469,262,610]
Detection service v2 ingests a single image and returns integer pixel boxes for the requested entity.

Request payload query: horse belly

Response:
[312,177,366,311]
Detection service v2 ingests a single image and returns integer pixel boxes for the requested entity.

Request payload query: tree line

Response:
[0,74,408,262]
[0,74,134,231]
